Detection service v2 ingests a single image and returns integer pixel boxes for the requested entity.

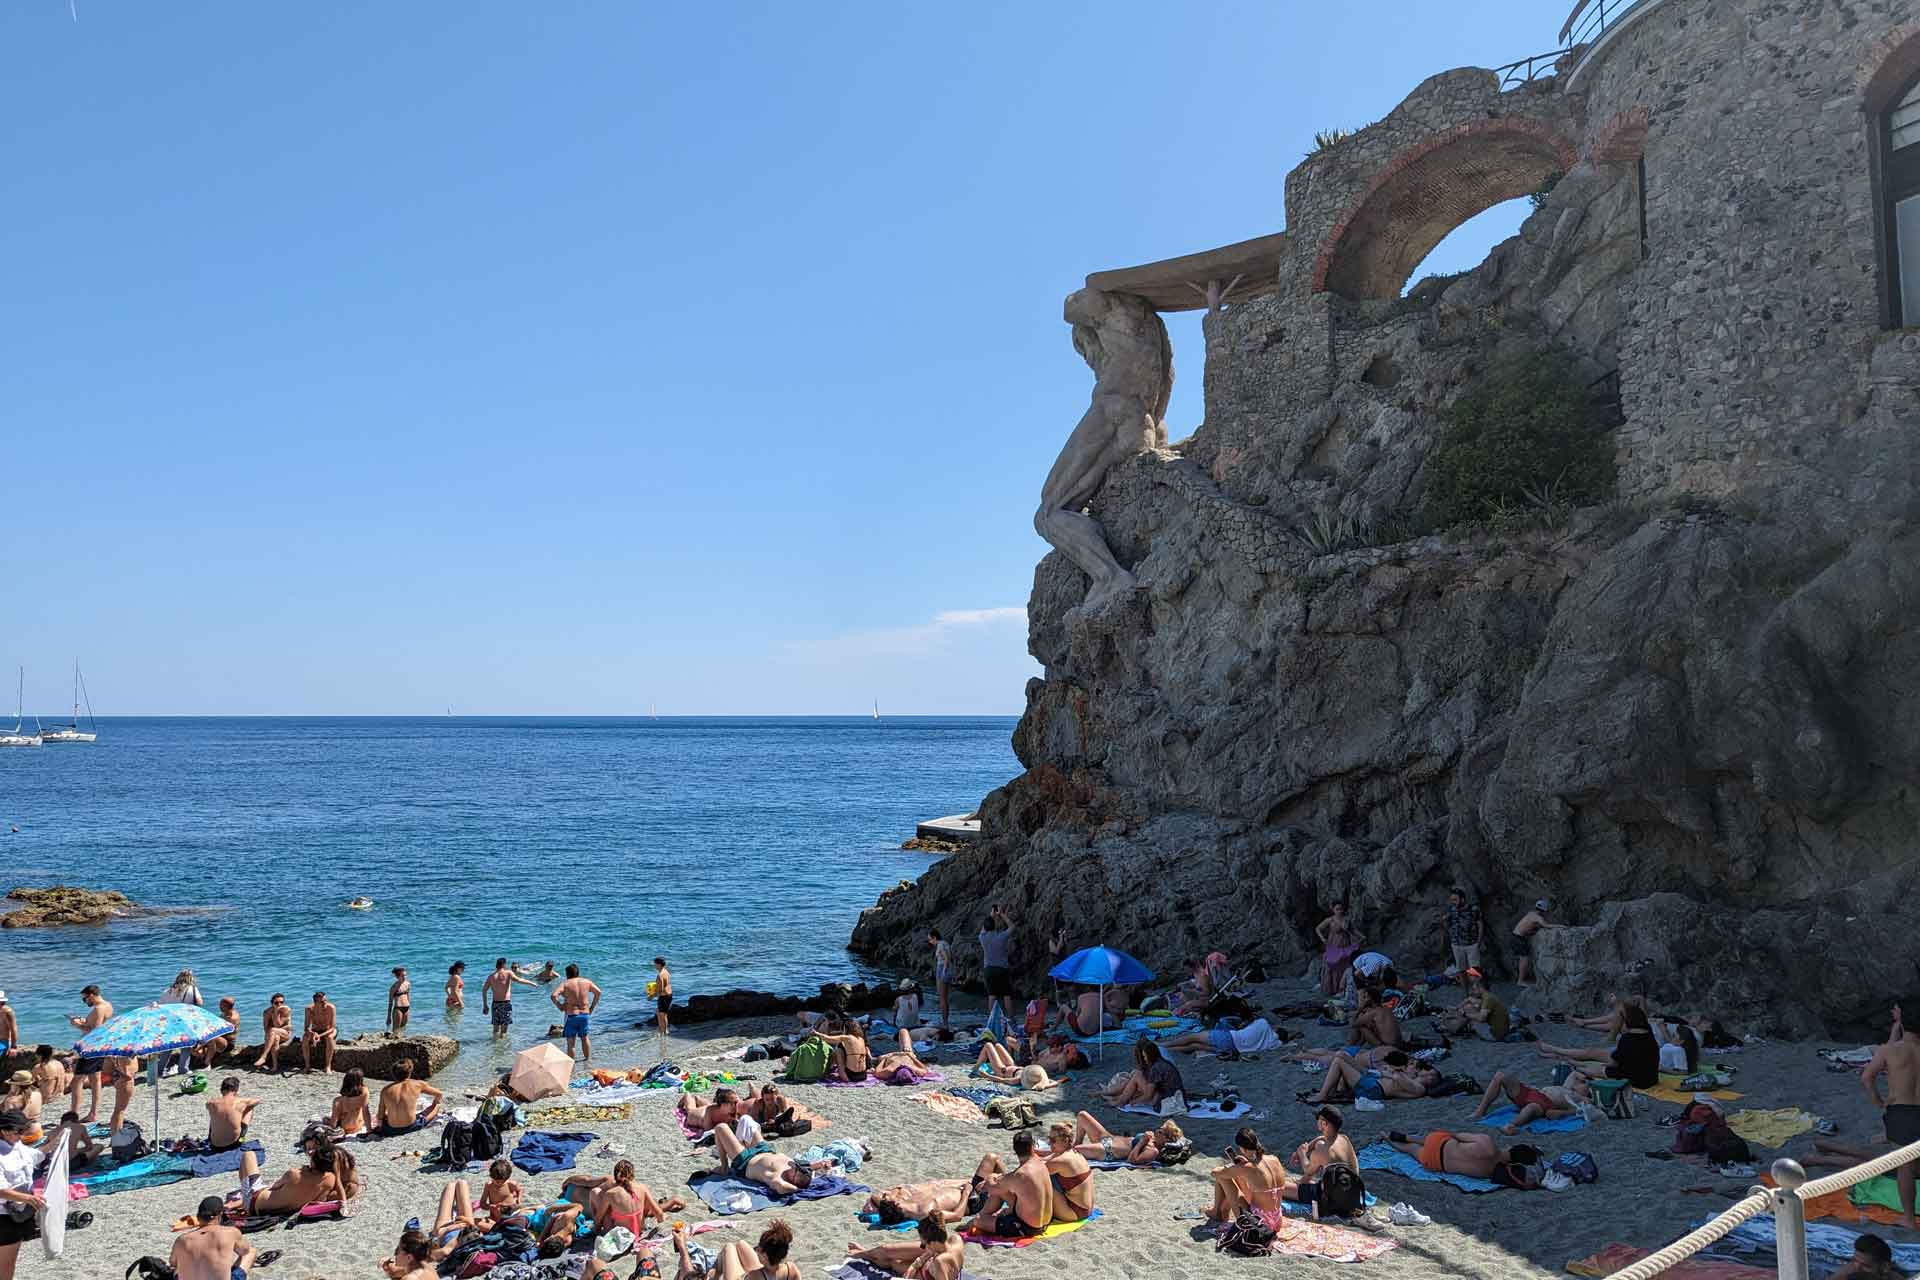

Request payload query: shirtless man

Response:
[677,1086,747,1133]
[1042,1121,1095,1222]
[860,1179,973,1226]
[1387,1130,1541,1188]
[482,958,540,1040]
[1861,1002,1920,1229]
[1347,986,1405,1049]
[171,1194,254,1280]
[1470,1070,1588,1134]
[207,1077,261,1151]
[46,1109,99,1168]
[1211,1126,1288,1222]
[1312,1057,1437,1104]
[388,968,412,1034]
[232,1142,344,1214]
[845,1214,967,1280]
[1290,1107,1359,1181]
[1512,900,1550,985]
[0,993,16,1054]
[376,1059,443,1135]
[653,957,672,1036]
[515,960,560,983]
[253,994,293,1072]
[550,965,601,1063]
[709,1118,816,1197]
[1293,1044,1410,1072]
[68,983,114,1121]
[962,1132,1052,1239]
[302,992,338,1074]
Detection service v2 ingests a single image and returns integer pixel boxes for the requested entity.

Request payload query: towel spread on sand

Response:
[1478,1105,1586,1135]
[1710,1216,1920,1270]
[510,1130,598,1175]
[690,1173,867,1215]
[1260,1217,1399,1263]
[1072,1016,1200,1046]
[1636,1082,1744,1105]
[1761,1176,1910,1228]
[1357,1142,1500,1193]
[1567,1244,1771,1279]
[188,1141,268,1178]
[961,1207,1101,1247]
[1120,1099,1252,1120]
[909,1092,987,1124]
[573,1083,656,1104]
[71,1154,194,1195]
[529,1102,632,1126]
[1723,1108,1814,1148]
[830,1261,992,1280]
[1851,1173,1912,1214]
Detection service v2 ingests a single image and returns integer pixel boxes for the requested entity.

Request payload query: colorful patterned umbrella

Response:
[74,1002,234,1134]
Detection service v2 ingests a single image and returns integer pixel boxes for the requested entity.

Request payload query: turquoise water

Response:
[0,717,1014,1068]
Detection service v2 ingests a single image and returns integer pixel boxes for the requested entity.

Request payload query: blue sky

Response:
[2,2,1549,714]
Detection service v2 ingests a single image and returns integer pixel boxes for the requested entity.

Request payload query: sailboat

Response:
[0,668,41,748]
[872,699,881,721]
[41,661,97,743]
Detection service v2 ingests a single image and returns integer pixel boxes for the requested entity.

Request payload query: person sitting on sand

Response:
[330,1068,374,1136]
[381,1229,438,1280]
[846,1213,965,1280]
[171,1194,255,1280]
[478,1158,521,1219]
[1832,1233,1902,1280]
[1310,1056,1439,1104]
[230,1141,346,1216]
[672,1218,799,1280]
[1210,1126,1288,1223]
[2,1073,41,1142]
[1386,1130,1542,1188]
[1289,1106,1359,1182]
[252,994,293,1073]
[1568,989,1646,1036]
[680,1086,748,1133]
[1435,969,1508,1041]
[1041,1121,1095,1222]
[1536,1004,1660,1088]
[1062,986,1109,1037]
[806,1025,874,1082]
[44,1109,98,1167]
[559,1159,673,1243]
[194,997,240,1068]
[206,1076,260,1152]
[1651,1017,1702,1074]
[1172,957,1216,1017]
[709,1117,817,1197]
[961,1133,1052,1239]
[375,1059,443,1135]
[1098,1039,1185,1110]
[1066,1110,1184,1165]
[1347,985,1405,1048]
[861,1180,974,1226]
[302,991,338,1074]
[1469,1071,1589,1133]
[1512,900,1550,985]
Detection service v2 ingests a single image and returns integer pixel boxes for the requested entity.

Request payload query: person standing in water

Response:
[653,957,672,1037]
[481,959,539,1041]
[445,962,465,1011]
[387,967,412,1035]
[551,965,602,1062]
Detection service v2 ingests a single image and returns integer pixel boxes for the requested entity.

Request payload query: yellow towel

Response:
[1636,1082,1744,1105]
[1726,1107,1814,1148]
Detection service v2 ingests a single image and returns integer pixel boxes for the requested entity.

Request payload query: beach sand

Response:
[48,972,1911,1280]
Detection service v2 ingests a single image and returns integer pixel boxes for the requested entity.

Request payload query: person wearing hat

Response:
[1512,900,1552,986]
[0,992,14,1057]
[0,1109,48,1278]
[891,980,922,1030]
[0,1075,37,1144]
[170,1193,254,1280]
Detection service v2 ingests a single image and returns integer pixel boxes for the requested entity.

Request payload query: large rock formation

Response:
[851,2,1920,1039]
[2,886,144,928]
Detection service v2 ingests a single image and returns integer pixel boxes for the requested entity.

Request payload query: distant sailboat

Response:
[650,702,658,720]
[873,699,881,720]
[41,661,96,743]
[0,668,41,748]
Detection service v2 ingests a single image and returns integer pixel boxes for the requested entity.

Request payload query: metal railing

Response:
[1561,0,1653,48]
[1494,49,1572,90]
[1606,1141,1920,1280]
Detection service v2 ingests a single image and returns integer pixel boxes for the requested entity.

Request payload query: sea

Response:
[0,716,1016,1073]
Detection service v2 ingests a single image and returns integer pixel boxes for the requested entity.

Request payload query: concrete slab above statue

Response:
[1084,231,1288,313]
[1034,288,1172,615]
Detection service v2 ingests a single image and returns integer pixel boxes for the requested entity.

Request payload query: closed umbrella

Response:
[1048,946,1155,1059]
[509,1043,573,1101]
[74,1002,234,1136]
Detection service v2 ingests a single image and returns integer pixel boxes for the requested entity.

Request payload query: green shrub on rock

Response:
[1422,351,1617,528]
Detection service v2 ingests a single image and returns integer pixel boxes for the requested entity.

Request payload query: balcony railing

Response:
[1561,0,1653,47]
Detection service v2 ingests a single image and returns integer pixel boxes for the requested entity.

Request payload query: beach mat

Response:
[962,1208,1101,1247]
[1709,1215,1920,1270]
[1479,1105,1585,1135]
[1759,1175,1910,1228]
[1072,1016,1199,1046]
[691,1173,868,1216]
[1567,1244,1770,1279]
[1724,1108,1813,1148]
[1357,1142,1500,1193]
[831,1261,992,1280]
[1264,1217,1398,1262]
[1120,1099,1251,1121]
[1637,1083,1743,1105]
[187,1142,267,1178]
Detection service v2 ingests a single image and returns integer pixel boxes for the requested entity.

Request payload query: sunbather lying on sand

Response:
[1034,1032,1089,1075]
[1801,1136,1895,1170]
[1568,991,1645,1036]
[1067,1110,1184,1165]
[861,1179,975,1225]
[846,1214,966,1280]
[810,1026,929,1082]
[1385,1130,1542,1188]
[1292,1045,1410,1071]
[972,1043,1056,1089]
[1468,1071,1588,1132]
[1310,1058,1439,1104]
[229,1142,351,1216]
[710,1119,816,1197]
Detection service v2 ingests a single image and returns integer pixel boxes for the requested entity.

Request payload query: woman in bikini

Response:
[330,1068,374,1136]
[1316,901,1363,996]
[560,1160,677,1244]
[1067,1110,1184,1165]
[672,1218,799,1280]
[388,968,412,1034]
[252,995,293,1072]
[1043,1122,1096,1221]
[1210,1126,1289,1223]
[445,963,465,1011]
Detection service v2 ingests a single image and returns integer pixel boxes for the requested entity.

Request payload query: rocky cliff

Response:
[849,122,1920,1037]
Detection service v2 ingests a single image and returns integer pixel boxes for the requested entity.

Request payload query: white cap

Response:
[0,991,8,1003]
[1535,899,1550,911]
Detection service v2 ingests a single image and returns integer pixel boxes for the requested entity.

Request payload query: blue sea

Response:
[0,717,1014,1071]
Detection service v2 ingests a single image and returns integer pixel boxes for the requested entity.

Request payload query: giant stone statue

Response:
[1034,288,1173,613]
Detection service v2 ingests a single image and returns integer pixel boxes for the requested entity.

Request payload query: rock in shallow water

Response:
[2,885,142,928]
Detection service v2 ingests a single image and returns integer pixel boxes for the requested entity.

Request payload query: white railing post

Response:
[1769,1159,1810,1280]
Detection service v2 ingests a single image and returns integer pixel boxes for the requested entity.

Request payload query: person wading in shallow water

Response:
[653,957,672,1037]
[551,965,602,1063]
[481,958,539,1041]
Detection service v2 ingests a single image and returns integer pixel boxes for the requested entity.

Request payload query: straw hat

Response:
[6,1070,30,1088]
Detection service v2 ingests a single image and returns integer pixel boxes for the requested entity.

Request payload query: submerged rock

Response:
[2,886,142,928]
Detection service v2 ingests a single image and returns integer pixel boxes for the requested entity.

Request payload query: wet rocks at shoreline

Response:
[650,980,904,1026]
[2,885,143,928]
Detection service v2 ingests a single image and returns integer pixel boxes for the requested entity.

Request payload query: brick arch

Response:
[1860,20,1920,113]
[1311,119,1579,300]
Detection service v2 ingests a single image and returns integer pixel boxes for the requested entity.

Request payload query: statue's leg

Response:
[1035,407,1140,608]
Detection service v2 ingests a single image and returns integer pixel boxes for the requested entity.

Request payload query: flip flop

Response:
[65,1211,93,1230]
[254,1249,284,1266]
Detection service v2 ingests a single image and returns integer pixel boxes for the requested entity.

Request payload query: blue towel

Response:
[189,1141,267,1178]
[1479,1104,1587,1135]
[1357,1142,1501,1193]
[692,1172,869,1215]
[1709,1216,1920,1271]
[510,1130,598,1175]
[945,1086,1011,1109]
[72,1154,194,1195]
[1070,1015,1200,1047]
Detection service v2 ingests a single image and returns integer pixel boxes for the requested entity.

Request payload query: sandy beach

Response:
[41,971,1909,1280]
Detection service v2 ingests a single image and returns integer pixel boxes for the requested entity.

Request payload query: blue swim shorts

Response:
[1208,1027,1234,1053]
[1355,1070,1386,1101]
[564,1012,591,1038]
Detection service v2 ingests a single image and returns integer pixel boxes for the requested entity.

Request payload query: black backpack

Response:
[1216,1207,1277,1256]
[469,1115,504,1161]
[1318,1164,1367,1218]
[126,1260,176,1280]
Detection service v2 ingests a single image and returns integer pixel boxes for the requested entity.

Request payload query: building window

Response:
[1889,76,1920,326]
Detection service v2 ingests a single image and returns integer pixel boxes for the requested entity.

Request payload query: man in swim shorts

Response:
[481,958,539,1040]
[302,992,338,1074]
[653,957,672,1036]
[170,1194,255,1280]
[375,1059,442,1135]
[1512,899,1550,985]
[708,1118,815,1196]
[67,983,114,1122]
[206,1076,261,1153]
[1861,1003,1920,1228]
[1388,1130,1540,1188]
[961,1132,1052,1238]
[550,965,601,1063]
[1469,1070,1588,1133]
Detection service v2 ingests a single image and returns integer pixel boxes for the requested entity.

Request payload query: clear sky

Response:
[3,1,1551,715]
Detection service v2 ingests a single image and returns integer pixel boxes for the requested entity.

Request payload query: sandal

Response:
[65,1211,93,1230]
[254,1249,284,1267]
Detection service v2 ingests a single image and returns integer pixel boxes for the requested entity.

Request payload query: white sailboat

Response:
[41,661,97,743]
[0,668,41,748]
[872,699,881,720]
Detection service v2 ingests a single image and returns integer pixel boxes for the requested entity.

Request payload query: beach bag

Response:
[1216,1208,1277,1256]
[126,1259,177,1280]
[785,1037,831,1083]
[1319,1164,1366,1218]
[1672,1101,1723,1154]
[439,1119,481,1167]
[111,1121,149,1160]
[1024,999,1048,1040]
[1552,1152,1599,1184]
[1591,1078,1634,1119]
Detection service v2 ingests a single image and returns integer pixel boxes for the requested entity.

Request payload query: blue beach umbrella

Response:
[1048,947,1155,1057]
[75,1002,234,1135]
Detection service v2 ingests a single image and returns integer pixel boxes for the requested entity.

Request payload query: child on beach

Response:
[479,1158,521,1218]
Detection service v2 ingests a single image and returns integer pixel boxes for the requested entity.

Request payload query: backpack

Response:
[1671,1101,1724,1154]
[1551,1152,1599,1184]
[469,1115,504,1162]
[1216,1207,1277,1256]
[126,1259,177,1280]
[1318,1164,1367,1218]
[111,1121,149,1161]
[439,1120,476,1168]
[785,1037,831,1083]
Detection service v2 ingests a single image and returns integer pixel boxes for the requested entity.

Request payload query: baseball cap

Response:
[197,1194,225,1221]
[1535,899,1550,910]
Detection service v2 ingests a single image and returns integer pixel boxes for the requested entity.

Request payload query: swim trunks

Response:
[1515,1086,1554,1113]
[965,1174,988,1215]
[491,1001,513,1029]
[983,966,1011,997]
[73,1055,105,1076]
[564,1013,591,1039]
[1354,1071,1386,1101]
[1418,1131,1452,1173]
[730,1142,773,1179]
[1886,1103,1920,1144]
[1208,1027,1234,1053]
[991,1208,1044,1238]
[656,992,674,1014]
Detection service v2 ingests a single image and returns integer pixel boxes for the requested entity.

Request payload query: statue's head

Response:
[1063,287,1108,327]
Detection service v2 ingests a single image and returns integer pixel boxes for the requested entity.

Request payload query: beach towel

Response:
[1818,1047,1875,1066]
[1479,1105,1586,1135]
[510,1130,598,1175]
[1724,1108,1813,1148]
[1851,1173,1911,1214]
[962,1208,1101,1247]
[1709,1215,1920,1270]
[573,1083,656,1104]
[1121,1099,1251,1121]
[529,1102,632,1126]
[1637,1082,1743,1105]
[690,1173,868,1216]
[909,1092,986,1125]
[1262,1216,1398,1263]
[797,1141,867,1174]
[1072,1015,1200,1046]
[188,1142,267,1178]
[1356,1142,1500,1193]
[830,1260,993,1280]
[1759,1177,1909,1228]
[943,1086,1010,1109]
[70,1154,193,1196]
[1567,1244,1771,1279]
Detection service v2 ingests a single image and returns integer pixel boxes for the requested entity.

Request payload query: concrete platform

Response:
[915,813,982,843]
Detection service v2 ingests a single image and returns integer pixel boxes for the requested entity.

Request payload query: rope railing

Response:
[1602,1189,1773,1280]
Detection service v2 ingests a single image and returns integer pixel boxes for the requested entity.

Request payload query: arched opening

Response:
[1881,73,1920,326]
[1400,196,1533,295]
[1313,121,1577,300]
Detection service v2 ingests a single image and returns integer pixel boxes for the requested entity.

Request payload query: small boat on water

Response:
[345,896,374,910]
[40,661,97,744]
[0,668,40,748]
